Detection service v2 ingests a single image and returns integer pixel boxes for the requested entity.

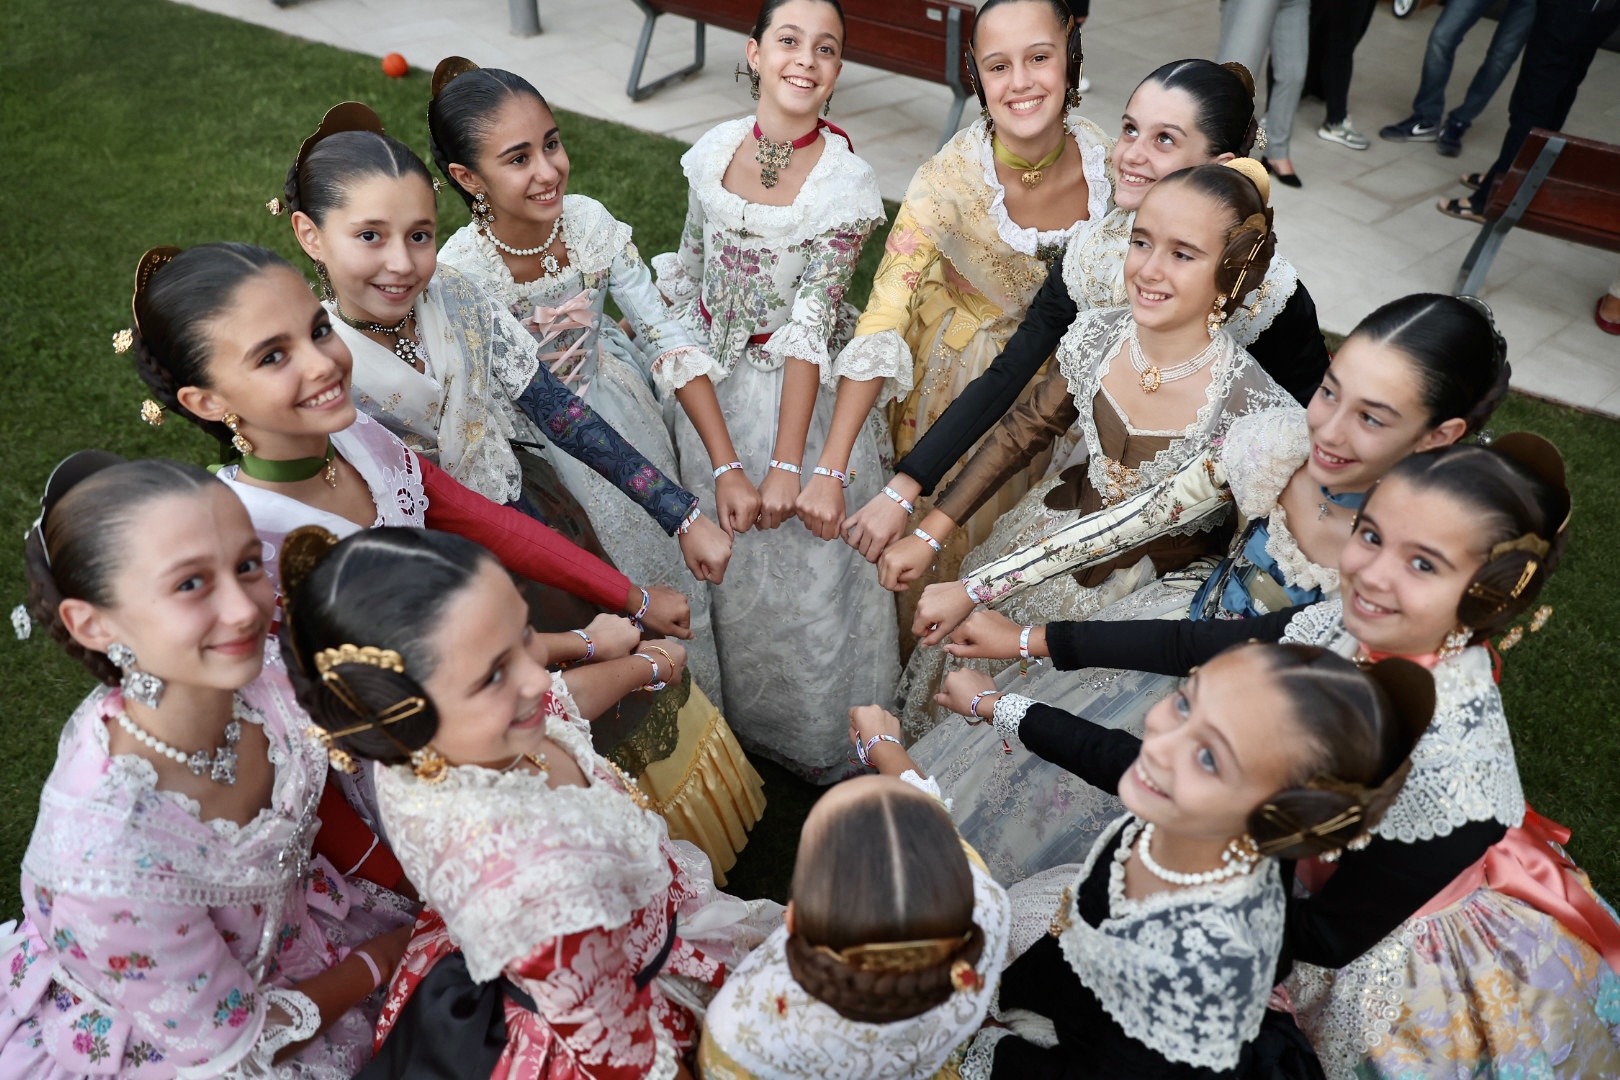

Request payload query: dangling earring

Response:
[107,643,165,709]
[749,67,761,101]
[1207,294,1229,336]
[472,191,495,226]
[1439,626,1472,659]
[1066,86,1081,111]
[411,745,449,784]
[980,106,994,132]
[314,261,334,303]
[822,92,833,117]
[224,413,254,456]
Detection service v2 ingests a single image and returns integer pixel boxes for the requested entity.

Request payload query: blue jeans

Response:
[1411,0,1536,127]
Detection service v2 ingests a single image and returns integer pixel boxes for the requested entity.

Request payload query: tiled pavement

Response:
[177,0,1620,413]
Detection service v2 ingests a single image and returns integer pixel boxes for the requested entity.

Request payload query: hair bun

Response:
[431,56,480,101]
[1220,61,1256,100]
[281,525,341,601]
[1362,657,1435,756]
[1222,157,1271,204]
[1489,433,1569,534]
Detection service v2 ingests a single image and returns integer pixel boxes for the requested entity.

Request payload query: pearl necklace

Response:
[116,696,251,785]
[482,214,564,276]
[1130,822,1257,887]
[1127,324,1222,394]
[334,302,427,371]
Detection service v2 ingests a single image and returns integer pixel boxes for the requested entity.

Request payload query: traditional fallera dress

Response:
[697,771,1012,1080]
[896,306,1294,736]
[1038,600,1620,1077]
[368,676,777,1080]
[913,407,1336,883]
[651,116,899,783]
[831,116,1113,629]
[0,675,381,1079]
[219,411,763,882]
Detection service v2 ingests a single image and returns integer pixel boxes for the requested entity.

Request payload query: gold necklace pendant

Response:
[755,137,794,189]
[1021,169,1045,189]
[1139,366,1162,393]
[323,458,338,488]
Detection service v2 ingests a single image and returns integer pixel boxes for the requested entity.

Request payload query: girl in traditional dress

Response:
[967,437,1620,1077]
[825,0,1110,641]
[908,294,1511,881]
[279,525,777,1080]
[845,58,1330,576]
[892,163,1296,733]
[0,455,409,1078]
[650,0,899,782]
[699,772,1009,1079]
[852,645,1433,1078]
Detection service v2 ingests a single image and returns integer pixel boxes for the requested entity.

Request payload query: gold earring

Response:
[822,92,833,117]
[1207,294,1229,335]
[750,68,761,100]
[224,413,254,456]
[1439,625,1472,659]
[314,261,334,302]
[411,745,449,783]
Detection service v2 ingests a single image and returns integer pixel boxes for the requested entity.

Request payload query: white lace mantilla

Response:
[1281,600,1524,841]
[1056,816,1285,1070]
[376,678,674,983]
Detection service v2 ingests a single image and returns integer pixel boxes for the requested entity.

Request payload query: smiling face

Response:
[418,559,556,767]
[1124,180,1226,334]
[294,173,438,326]
[1306,336,1460,492]
[1339,476,1487,654]
[1121,647,1310,843]
[747,0,843,122]
[65,487,275,695]
[173,265,356,451]
[460,93,569,230]
[973,0,1070,144]
[1112,80,1227,211]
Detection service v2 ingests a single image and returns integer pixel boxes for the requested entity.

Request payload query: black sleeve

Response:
[1246,281,1330,407]
[1042,606,1306,676]
[1286,820,1506,968]
[894,262,1077,495]
[1016,703,1144,794]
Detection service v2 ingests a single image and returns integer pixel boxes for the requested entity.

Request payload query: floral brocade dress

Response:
[651,117,899,783]
[0,675,380,1079]
[370,677,777,1080]
[830,116,1113,637]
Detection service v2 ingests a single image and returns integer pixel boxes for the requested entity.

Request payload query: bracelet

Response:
[812,465,851,488]
[967,689,1003,722]
[1019,625,1039,676]
[712,460,745,479]
[882,485,916,515]
[353,948,384,991]
[645,643,677,679]
[856,732,903,768]
[768,459,802,474]
[629,586,651,630]
[913,528,942,553]
[633,651,667,692]
[570,627,595,663]
[676,503,702,535]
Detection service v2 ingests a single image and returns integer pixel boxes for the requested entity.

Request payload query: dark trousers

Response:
[1306,0,1377,125]
[1469,0,1620,212]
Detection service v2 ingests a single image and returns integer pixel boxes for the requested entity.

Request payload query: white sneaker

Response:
[1318,118,1370,151]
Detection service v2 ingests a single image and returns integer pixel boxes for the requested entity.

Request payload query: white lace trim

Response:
[992,693,1036,743]
[827,327,914,404]
[650,341,718,393]
[258,987,321,1057]
[762,317,834,371]
[1264,505,1339,595]
[1220,407,1310,520]
[1057,816,1285,1070]
[974,115,1114,256]
[650,249,698,305]
[1224,254,1299,349]
[1281,600,1525,841]
[959,1026,1011,1080]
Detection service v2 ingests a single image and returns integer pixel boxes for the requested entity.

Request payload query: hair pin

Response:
[265,197,285,216]
[112,329,133,354]
[140,399,164,426]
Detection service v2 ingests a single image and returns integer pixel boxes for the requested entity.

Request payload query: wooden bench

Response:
[1454,128,1620,295]
[625,0,978,149]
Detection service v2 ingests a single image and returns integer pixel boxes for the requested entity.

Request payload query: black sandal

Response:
[1459,171,1485,191]
[1436,197,1486,224]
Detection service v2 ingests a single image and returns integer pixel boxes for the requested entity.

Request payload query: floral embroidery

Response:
[33,884,53,916]
[51,928,86,961]
[104,951,157,983]
[123,1040,165,1066]
[773,993,789,1018]
[9,941,36,989]
[72,1010,114,1063]
[212,987,256,1028]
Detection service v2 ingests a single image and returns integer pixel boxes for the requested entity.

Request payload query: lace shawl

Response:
[218,411,428,592]
[1054,307,1297,499]
[1280,600,1525,841]
[1060,211,1301,349]
[375,678,674,983]
[1056,816,1285,1070]
[336,265,532,506]
[1219,407,1338,595]
[649,116,885,386]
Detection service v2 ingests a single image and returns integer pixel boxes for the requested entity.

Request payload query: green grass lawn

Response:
[3,0,1617,909]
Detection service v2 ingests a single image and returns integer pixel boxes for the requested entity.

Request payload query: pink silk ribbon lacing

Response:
[527,291,598,397]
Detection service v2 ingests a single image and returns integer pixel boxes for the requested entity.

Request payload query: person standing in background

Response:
[1218,0,1311,186]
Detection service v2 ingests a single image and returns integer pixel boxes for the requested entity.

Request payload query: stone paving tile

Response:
[177,0,1620,415]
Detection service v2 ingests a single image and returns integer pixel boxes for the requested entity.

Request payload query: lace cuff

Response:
[897,769,950,814]
[992,694,1035,743]
[649,1029,679,1080]
[761,319,832,372]
[959,1027,1012,1080]
[650,251,697,306]
[651,343,718,394]
[828,329,915,403]
[257,987,321,1058]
